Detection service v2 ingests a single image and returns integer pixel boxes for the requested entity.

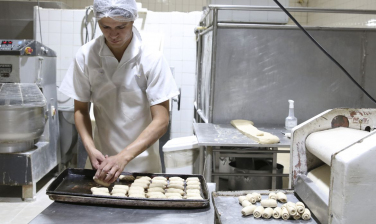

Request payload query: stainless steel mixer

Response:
[0,39,60,200]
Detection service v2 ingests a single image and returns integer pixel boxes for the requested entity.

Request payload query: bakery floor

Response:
[0,170,56,224]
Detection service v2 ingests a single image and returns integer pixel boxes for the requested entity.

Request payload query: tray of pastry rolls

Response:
[212,190,318,224]
[46,168,209,208]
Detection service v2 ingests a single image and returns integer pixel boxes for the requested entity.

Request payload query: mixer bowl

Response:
[0,106,46,153]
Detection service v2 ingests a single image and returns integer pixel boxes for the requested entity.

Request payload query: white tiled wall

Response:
[307,0,376,27]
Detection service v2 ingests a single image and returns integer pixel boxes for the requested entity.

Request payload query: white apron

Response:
[89,29,161,173]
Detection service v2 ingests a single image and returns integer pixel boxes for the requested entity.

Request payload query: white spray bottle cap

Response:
[288,100,294,108]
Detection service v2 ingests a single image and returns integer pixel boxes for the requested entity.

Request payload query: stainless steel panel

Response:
[200,31,213,122]
[295,175,329,224]
[210,27,376,125]
[212,190,318,224]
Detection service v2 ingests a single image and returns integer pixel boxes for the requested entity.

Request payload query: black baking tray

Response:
[46,168,209,208]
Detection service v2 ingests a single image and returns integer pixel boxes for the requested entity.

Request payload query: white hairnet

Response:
[93,0,138,22]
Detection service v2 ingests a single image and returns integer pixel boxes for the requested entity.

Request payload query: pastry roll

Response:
[253,206,264,218]
[119,175,135,181]
[268,192,277,200]
[111,193,126,197]
[293,213,301,220]
[147,187,165,193]
[113,185,129,190]
[273,207,282,219]
[242,200,252,207]
[281,207,290,220]
[136,176,151,180]
[91,187,109,193]
[261,199,278,208]
[276,192,287,203]
[131,182,148,189]
[93,176,111,187]
[111,189,128,194]
[149,183,166,188]
[302,208,311,220]
[296,202,305,214]
[238,196,247,204]
[169,181,185,186]
[186,185,200,190]
[169,177,184,181]
[262,207,273,219]
[245,194,257,204]
[251,192,261,201]
[93,191,110,196]
[285,202,297,216]
[151,179,168,185]
[166,188,184,195]
[241,205,256,216]
[152,176,167,181]
[187,196,203,200]
[186,177,199,181]
[128,190,144,195]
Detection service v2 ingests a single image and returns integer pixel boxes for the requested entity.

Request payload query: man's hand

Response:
[95,154,128,184]
[87,148,106,170]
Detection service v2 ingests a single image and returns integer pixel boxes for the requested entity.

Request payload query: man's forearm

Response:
[74,101,96,151]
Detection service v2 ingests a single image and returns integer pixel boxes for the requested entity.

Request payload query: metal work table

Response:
[30,183,216,224]
[193,123,291,190]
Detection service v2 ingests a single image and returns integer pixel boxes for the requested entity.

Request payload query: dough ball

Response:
[262,207,273,219]
[253,206,264,218]
[93,191,110,196]
[147,187,165,193]
[187,196,203,200]
[273,207,282,219]
[111,193,126,197]
[93,176,111,187]
[296,202,305,214]
[119,175,135,181]
[152,179,168,185]
[131,182,148,189]
[169,177,184,181]
[111,189,127,194]
[169,181,185,186]
[186,181,200,186]
[242,200,252,207]
[165,192,182,197]
[149,183,167,188]
[91,187,109,193]
[186,185,200,190]
[152,176,167,181]
[245,194,257,204]
[268,192,277,200]
[276,192,287,203]
[166,188,184,195]
[136,176,151,180]
[281,207,290,220]
[113,185,129,190]
[134,179,150,185]
[148,194,167,199]
[187,189,200,194]
[241,205,256,216]
[167,195,182,199]
[167,184,184,190]
[238,196,247,204]
[302,208,311,220]
[129,194,146,198]
[186,177,199,181]
[251,192,261,201]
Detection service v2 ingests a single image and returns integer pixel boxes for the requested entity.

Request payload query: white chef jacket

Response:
[59,27,179,173]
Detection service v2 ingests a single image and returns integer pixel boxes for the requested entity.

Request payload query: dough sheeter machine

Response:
[213,108,376,224]
[290,108,376,224]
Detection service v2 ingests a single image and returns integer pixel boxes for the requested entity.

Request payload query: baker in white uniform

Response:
[59,0,179,184]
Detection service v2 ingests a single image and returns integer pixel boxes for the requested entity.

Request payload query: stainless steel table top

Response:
[30,183,216,224]
[193,123,291,147]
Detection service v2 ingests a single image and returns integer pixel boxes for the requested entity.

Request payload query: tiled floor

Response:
[0,176,55,224]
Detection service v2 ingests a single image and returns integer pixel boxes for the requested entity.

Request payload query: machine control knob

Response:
[25,47,33,55]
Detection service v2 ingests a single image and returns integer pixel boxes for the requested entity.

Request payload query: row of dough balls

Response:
[238,192,311,220]
[92,176,203,200]
[128,176,203,199]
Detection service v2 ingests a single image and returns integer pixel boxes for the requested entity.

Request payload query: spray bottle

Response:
[285,100,297,131]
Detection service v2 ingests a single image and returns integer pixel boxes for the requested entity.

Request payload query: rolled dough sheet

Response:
[231,119,280,144]
[306,127,369,165]
[307,164,330,200]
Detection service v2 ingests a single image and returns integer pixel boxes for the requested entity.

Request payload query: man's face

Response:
[98,17,134,50]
